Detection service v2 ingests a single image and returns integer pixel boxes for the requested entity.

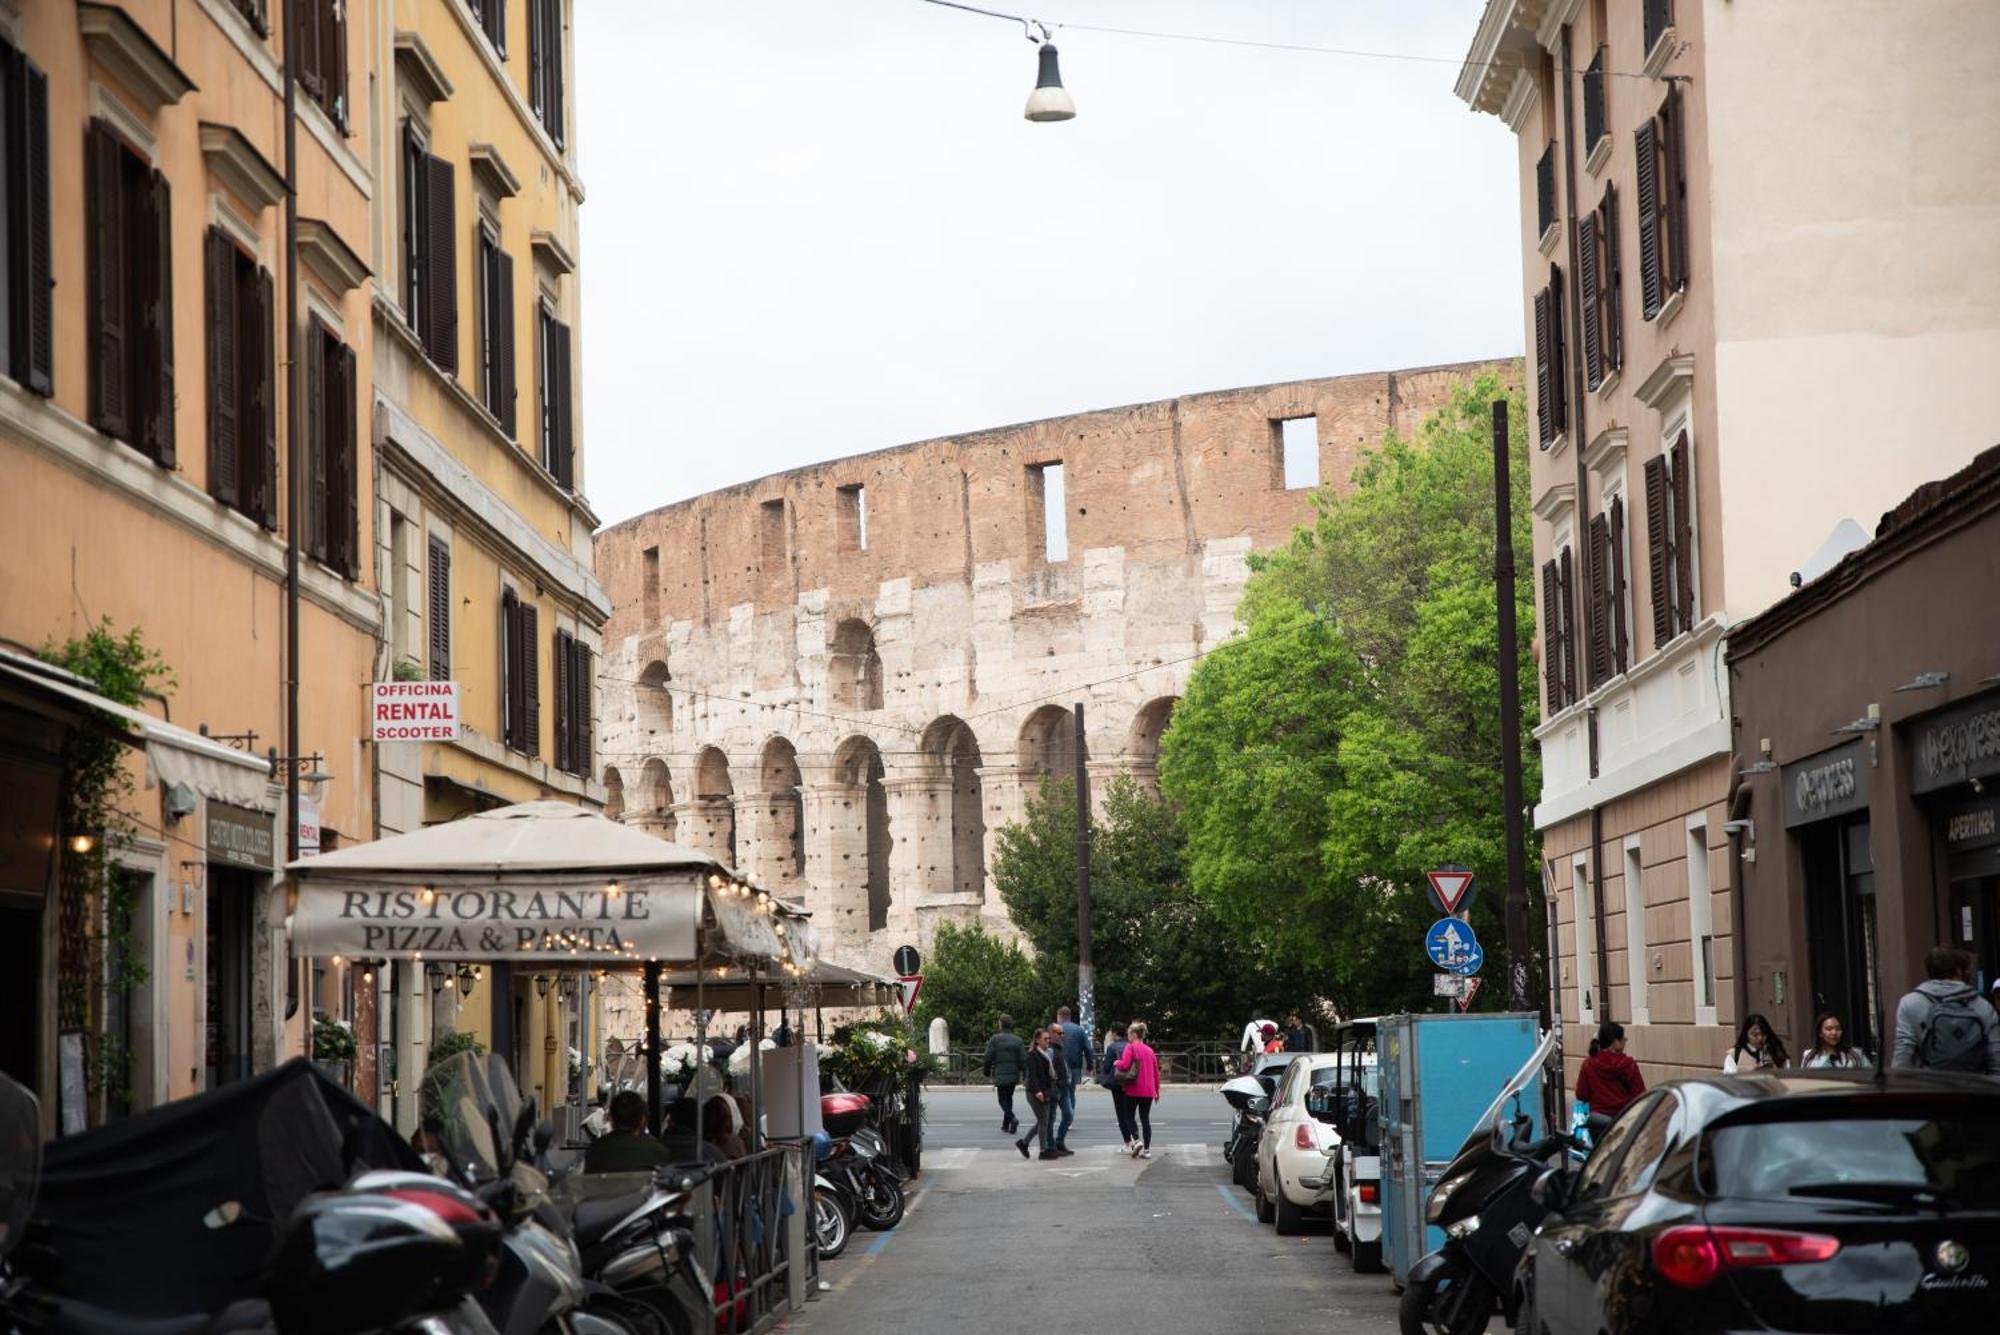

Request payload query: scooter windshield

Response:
[431,1051,525,1183]
[0,1071,38,1259]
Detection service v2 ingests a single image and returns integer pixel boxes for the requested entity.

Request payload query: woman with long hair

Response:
[1574,1021,1647,1117]
[1722,1012,1789,1073]
[1113,1020,1162,1159]
[1800,1012,1867,1069]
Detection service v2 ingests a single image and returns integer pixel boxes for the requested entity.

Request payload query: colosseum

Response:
[595,359,1514,976]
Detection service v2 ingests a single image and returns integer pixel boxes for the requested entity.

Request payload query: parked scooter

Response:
[818,1126,904,1232]
[1218,1076,1271,1193]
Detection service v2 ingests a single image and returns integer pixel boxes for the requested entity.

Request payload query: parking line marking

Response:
[1215,1183,1258,1223]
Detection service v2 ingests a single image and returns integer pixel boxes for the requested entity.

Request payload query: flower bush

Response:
[312,1014,357,1062]
[822,1016,944,1088]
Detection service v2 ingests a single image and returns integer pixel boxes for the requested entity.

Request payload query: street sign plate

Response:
[898,973,924,1014]
[1432,974,1470,998]
[1425,867,1476,917]
[893,944,922,976]
[1425,917,1485,975]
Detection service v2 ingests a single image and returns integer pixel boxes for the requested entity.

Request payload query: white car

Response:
[1253,1054,1341,1234]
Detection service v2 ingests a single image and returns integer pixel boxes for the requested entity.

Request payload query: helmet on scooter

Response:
[811,1129,833,1162]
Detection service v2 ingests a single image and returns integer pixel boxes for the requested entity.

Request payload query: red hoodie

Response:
[1575,1049,1647,1118]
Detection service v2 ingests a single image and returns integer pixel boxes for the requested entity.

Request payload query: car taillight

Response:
[1651,1226,1841,1288]
[1295,1124,1316,1150]
[1358,1182,1379,1204]
[380,1186,486,1225]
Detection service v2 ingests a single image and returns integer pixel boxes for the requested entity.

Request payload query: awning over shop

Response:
[657,959,900,1012]
[0,651,277,813]
[285,799,817,967]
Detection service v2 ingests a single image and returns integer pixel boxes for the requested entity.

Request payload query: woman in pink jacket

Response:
[1113,1020,1162,1159]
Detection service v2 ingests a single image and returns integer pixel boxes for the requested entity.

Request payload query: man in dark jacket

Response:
[1282,1014,1311,1053]
[1053,1007,1089,1154]
[582,1091,673,1173]
[1017,1028,1060,1160]
[983,1015,1027,1134]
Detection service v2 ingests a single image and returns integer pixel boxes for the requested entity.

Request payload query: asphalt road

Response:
[781,1085,1410,1334]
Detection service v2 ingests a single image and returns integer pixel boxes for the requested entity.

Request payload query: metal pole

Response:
[1072,702,1094,1040]
[644,961,662,1133]
[694,923,706,1152]
[1492,400,1531,1012]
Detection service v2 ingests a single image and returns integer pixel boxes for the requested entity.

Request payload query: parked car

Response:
[1255,1054,1342,1234]
[1515,1069,2000,1335]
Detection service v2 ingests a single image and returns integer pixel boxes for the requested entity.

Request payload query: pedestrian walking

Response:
[1045,1022,1077,1156]
[1722,1012,1789,1073]
[1098,1022,1137,1150]
[1800,1012,1868,1069]
[983,1015,1027,1135]
[1017,1027,1059,1160]
[1054,1006,1090,1151]
[1114,1020,1161,1159]
[1892,945,2000,1072]
[1574,1021,1647,1118]
[1282,1013,1310,1053]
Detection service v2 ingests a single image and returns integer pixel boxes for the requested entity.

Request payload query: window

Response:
[1029,461,1067,562]
[0,37,53,397]
[1585,494,1628,686]
[1541,542,1577,711]
[1532,266,1567,449]
[553,629,592,778]
[293,0,348,129]
[1573,1091,1659,1201]
[477,225,516,434]
[1276,417,1320,490]
[1578,186,1622,390]
[837,484,868,551]
[88,121,175,465]
[500,587,539,755]
[203,229,277,527]
[1635,86,1689,321]
[303,319,358,578]
[1642,432,1696,647]
[538,302,574,487]
[229,0,270,36]
[428,534,452,680]
[641,545,660,623]
[1624,840,1649,1023]
[1535,141,1556,240]
[1582,46,1606,155]
[1687,818,1716,1022]
[760,499,787,573]
[1643,0,1674,59]
[1602,1094,1678,1197]
[528,0,565,148]
[469,0,506,54]
[401,125,458,371]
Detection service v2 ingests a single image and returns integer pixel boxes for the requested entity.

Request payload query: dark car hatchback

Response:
[1519,1069,2000,1335]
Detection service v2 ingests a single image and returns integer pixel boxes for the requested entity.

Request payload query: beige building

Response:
[595,363,1514,978]
[1457,0,2000,1078]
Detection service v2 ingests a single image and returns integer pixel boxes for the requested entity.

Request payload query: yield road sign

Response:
[898,973,924,1014]
[1425,917,1485,975]
[1453,978,1484,1011]
[1425,867,1476,917]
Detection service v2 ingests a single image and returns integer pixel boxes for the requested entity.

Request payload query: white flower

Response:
[728,1037,778,1075]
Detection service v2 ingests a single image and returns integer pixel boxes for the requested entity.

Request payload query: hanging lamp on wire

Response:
[924,0,1075,122]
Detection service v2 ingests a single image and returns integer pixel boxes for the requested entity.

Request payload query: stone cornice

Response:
[79,3,197,114]
[200,123,284,213]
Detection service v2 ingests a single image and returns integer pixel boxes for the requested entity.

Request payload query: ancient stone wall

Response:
[596,360,1515,976]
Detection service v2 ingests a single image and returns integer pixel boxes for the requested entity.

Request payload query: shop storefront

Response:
[1781,738,1882,1051]
[206,802,276,1088]
[1909,692,2000,989]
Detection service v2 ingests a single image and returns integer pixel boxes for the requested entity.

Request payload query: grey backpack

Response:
[1916,991,1992,1071]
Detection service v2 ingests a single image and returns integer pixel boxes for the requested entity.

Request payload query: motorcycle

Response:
[818,1127,903,1232]
[810,1173,850,1261]
[1219,1075,1271,1193]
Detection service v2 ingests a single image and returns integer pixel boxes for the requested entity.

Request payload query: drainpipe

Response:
[281,5,301,866]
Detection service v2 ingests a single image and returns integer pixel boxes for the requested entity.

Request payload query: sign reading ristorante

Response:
[290,877,702,961]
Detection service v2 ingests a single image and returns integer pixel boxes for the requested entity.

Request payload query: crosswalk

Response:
[920,1143,1220,1171]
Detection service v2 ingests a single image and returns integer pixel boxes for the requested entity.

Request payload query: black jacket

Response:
[1023,1046,1057,1098]
[984,1031,1028,1085]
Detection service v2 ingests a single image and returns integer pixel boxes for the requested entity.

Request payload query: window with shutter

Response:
[425,156,458,372]
[2,40,54,397]
[337,339,359,579]
[1557,546,1576,709]
[1582,46,1606,153]
[539,306,574,486]
[87,129,175,465]
[87,123,129,441]
[471,0,507,54]
[1635,119,1662,320]
[529,0,565,148]
[305,321,327,560]
[1577,214,1601,392]
[1536,142,1556,239]
[402,124,425,335]
[574,641,591,776]
[1533,286,1553,449]
[1598,186,1622,374]
[501,587,519,748]
[496,250,516,437]
[139,170,175,468]
[205,231,240,509]
[520,603,540,758]
[428,536,452,680]
[1541,559,1561,711]
[251,268,277,528]
[1608,493,1629,674]
[1660,85,1690,299]
[1587,513,1611,688]
[478,229,517,433]
[295,0,347,128]
[1644,0,1674,58]
[1643,453,1673,648]
[554,629,572,774]
[1670,432,1695,631]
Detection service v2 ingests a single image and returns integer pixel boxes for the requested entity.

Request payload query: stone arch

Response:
[828,619,883,712]
[603,766,626,821]
[1127,695,1179,789]
[759,736,806,884]
[834,735,892,932]
[920,716,986,901]
[637,659,673,734]
[635,758,677,840]
[693,746,736,865]
[1017,704,1077,783]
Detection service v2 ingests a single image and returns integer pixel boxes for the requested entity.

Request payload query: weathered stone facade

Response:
[597,361,1514,974]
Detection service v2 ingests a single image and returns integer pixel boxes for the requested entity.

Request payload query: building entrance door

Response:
[1802,817,1881,1053]
[205,866,256,1087]
[1949,875,2000,993]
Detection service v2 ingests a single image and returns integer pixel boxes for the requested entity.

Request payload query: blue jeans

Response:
[1054,1082,1076,1146]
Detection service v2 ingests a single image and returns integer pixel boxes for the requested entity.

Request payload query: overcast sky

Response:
[575,0,1521,526]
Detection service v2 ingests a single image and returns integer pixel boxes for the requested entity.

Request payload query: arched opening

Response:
[760,736,805,884]
[1018,704,1078,784]
[695,746,735,865]
[1128,696,1179,789]
[637,659,673,735]
[922,716,986,900]
[603,766,626,821]
[836,736,891,932]
[828,619,883,712]
[636,758,676,840]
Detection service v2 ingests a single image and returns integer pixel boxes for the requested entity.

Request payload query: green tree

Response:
[912,919,1055,1048]
[1162,374,1542,1017]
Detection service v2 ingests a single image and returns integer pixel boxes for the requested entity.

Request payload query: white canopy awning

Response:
[286,800,818,967]
[0,651,277,813]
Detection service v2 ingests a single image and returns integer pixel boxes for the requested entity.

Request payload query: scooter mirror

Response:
[1248,1095,1270,1116]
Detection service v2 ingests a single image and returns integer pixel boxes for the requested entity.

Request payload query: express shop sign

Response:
[372,681,461,742]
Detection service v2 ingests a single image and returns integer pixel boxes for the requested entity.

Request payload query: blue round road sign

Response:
[1424,917,1485,976]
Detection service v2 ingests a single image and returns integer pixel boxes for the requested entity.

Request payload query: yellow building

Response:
[365,0,607,1130]
[0,0,377,1131]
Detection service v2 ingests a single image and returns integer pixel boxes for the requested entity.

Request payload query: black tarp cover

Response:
[34,1060,420,1317]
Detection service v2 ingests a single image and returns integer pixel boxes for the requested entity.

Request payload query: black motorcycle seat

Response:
[49,1298,273,1335]
[571,1189,650,1248]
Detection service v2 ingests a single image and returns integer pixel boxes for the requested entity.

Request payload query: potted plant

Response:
[312,1014,358,1087]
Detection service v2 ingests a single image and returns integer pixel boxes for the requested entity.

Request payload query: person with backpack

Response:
[1892,946,2000,1073]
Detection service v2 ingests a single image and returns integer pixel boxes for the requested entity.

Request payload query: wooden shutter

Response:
[1532,286,1553,449]
[1547,265,1566,438]
[251,267,278,528]
[427,536,451,680]
[520,602,540,757]
[401,125,423,324]
[323,0,347,126]
[425,155,458,371]
[1577,215,1601,392]
[528,0,546,118]
[1609,493,1629,674]
[546,0,564,148]
[1662,85,1689,296]
[1635,119,1662,319]
[87,124,128,440]
[305,323,327,560]
[338,338,359,579]
[574,639,591,776]
[1556,547,1575,709]
[553,318,573,488]
[496,249,517,437]
[1644,453,1672,647]
[1541,559,1561,710]
[1587,513,1611,688]
[295,0,323,101]
[10,55,52,396]
[1670,432,1695,632]
[554,628,572,773]
[500,588,518,747]
[142,170,175,467]
[1600,186,1622,373]
[205,232,239,507]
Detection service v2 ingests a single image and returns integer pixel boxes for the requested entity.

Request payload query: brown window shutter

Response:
[305,323,327,561]
[1635,119,1662,319]
[326,0,347,127]
[546,0,565,148]
[1644,453,1672,647]
[294,0,322,101]
[574,639,591,777]
[251,266,278,528]
[554,318,574,488]
[1541,559,1561,710]
[143,171,176,467]
[1600,186,1622,372]
[1556,546,1576,708]
[1532,286,1553,449]
[401,125,423,325]
[428,536,452,680]
[1671,432,1695,632]
[1577,217,1601,392]
[13,55,53,396]
[521,602,541,757]
[496,249,517,437]
[500,588,517,747]
[1547,265,1566,438]
[528,0,546,117]
[425,155,458,371]
[1609,494,1629,674]
[1587,512,1611,688]
[338,339,359,579]
[554,628,572,773]
[87,124,129,440]
[1663,85,1689,296]
[205,231,239,507]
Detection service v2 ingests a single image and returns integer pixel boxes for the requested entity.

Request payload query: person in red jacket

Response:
[1574,1021,1646,1119]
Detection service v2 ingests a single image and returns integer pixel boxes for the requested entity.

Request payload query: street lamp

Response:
[1024,43,1076,122]
[456,964,476,998]
[534,973,551,999]
[426,961,447,996]
[559,973,579,1002]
